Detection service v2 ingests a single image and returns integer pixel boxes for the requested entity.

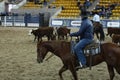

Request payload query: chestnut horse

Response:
[37,41,120,80]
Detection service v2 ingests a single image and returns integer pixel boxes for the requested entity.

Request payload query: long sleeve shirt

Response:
[70,17,93,40]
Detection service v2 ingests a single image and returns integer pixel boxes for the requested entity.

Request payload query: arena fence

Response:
[49,17,120,28]
[1,14,120,28]
[0,12,50,27]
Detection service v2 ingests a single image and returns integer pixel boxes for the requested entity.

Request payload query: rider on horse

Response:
[93,11,100,23]
[70,10,94,69]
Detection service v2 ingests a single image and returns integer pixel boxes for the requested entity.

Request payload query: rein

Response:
[45,54,54,61]
[45,48,58,61]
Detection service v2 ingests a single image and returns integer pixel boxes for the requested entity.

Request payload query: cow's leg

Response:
[37,36,39,42]
[38,36,42,42]
[59,65,67,80]
[107,64,115,80]
[58,35,60,40]
[110,33,112,37]
[96,33,100,40]
[47,35,50,41]
[34,36,37,42]
[65,35,68,40]
[62,36,64,40]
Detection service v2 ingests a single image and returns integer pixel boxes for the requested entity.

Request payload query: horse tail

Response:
[100,26,105,41]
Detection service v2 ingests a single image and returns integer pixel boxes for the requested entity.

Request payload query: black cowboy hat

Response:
[81,10,89,16]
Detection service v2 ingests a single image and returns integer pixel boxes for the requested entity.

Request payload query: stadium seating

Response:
[22,1,43,9]
[96,0,120,19]
[49,0,95,18]
[50,0,120,19]
[50,0,81,18]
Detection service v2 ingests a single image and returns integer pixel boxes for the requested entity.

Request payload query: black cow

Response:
[31,27,55,42]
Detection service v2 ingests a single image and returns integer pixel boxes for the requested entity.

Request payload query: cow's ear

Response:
[37,40,42,45]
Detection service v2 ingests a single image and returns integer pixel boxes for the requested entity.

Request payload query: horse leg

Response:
[68,63,78,80]
[59,65,68,80]
[114,65,120,74]
[96,33,100,40]
[107,64,115,80]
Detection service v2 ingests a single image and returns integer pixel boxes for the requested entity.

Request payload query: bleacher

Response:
[95,0,120,20]
[21,0,50,9]
[111,6,120,19]
[49,0,95,18]
[21,1,42,9]
[50,0,81,18]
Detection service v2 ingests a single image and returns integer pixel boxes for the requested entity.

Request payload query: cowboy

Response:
[70,10,94,69]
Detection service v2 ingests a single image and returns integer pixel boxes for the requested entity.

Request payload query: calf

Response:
[31,27,54,42]
[56,27,71,40]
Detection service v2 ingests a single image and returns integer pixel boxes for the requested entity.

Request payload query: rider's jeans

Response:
[74,39,93,66]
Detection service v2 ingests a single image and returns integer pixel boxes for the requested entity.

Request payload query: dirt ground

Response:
[0,27,120,80]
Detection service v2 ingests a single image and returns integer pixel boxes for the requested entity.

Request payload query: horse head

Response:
[37,41,48,63]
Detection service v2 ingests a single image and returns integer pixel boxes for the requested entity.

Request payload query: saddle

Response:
[84,40,100,56]
[84,40,100,70]
[70,40,101,55]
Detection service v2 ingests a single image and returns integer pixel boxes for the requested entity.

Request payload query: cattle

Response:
[106,27,120,37]
[31,29,39,42]
[56,27,71,40]
[31,27,55,42]
[112,34,120,45]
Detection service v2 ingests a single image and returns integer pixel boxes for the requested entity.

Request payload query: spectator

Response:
[109,3,117,10]
[84,0,92,9]
[105,8,112,19]
[34,0,39,4]
[43,0,47,6]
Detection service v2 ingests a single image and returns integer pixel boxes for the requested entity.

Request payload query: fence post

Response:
[39,13,44,27]
[4,16,6,27]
